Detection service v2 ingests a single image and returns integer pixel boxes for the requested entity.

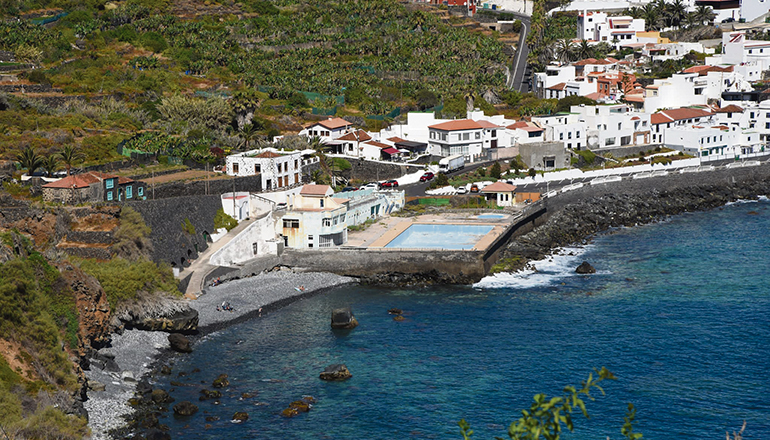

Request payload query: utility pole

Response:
[152,170,155,200]
[232,177,236,220]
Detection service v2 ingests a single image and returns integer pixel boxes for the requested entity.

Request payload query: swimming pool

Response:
[384,224,494,249]
[477,214,506,219]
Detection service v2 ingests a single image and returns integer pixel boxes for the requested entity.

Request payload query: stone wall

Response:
[147,174,263,199]
[126,195,222,268]
[280,248,486,284]
[343,158,416,182]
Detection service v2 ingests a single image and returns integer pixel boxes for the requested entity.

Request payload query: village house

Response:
[649,107,715,144]
[299,117,354,143]
[225,147,302,191]
[279,184,348,249]
[42,171,145,204]
[572,104,651,149]
[427,119,486,160]
[531,113,587,150]
[664,123,762,160]
[505,121,545,146]
[577,12,645,47]
[480,181,517,207]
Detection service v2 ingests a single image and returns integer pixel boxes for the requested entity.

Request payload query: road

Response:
[401,161,494,197]
[506,13,531,93]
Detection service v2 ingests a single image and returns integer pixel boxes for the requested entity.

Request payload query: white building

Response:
[665,124,763,160]
[643,73,708,112]
[710,31,770,73]
[532,113,588,150]
[225,147,303,191]
[427,119,485,160]
[505,121,545,146]
[577,12,645,47]
[571,104,651,148]
[650,107,715,144]
[534,65,577,98]
[300,117,354,143]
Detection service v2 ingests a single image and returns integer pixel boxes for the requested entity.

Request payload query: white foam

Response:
[474,247,591,289]
[725,199,759,206]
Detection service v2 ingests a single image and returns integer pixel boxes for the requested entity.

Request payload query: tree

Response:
[458,368,626,440]
[464,90,477,113]
[416,89,438,110]
[528,168,537,179]
[41,155,59,178]
[695,5,715,25]
[555,95,597,113]
[576,40,592,60]
[641,3,661,30]
[16,146,43,176]
[555,38,575,63]
[490,161,502,179]
[667,0,688,28]
[238,123,259,151]
[59,145,84,176]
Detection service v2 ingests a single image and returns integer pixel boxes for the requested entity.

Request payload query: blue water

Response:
[155,200,770,439]
[476,214,506,219]
[384,224,494,249]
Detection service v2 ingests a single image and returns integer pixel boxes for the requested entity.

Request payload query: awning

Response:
[382,147,399,155]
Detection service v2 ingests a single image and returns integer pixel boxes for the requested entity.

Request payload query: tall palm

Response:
[695,5,716,25]
[42,155,60,177]
[59,145,84,176]
[16,146,43,177]
[238,123,258,151]
[667,0,688,28]
[463,90,477,113]
[555,38,575,63]
[576,39,592,60]
[641,3,661,30]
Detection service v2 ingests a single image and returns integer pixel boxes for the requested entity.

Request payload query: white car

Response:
[456,186,468,194]
[362,182,378,189]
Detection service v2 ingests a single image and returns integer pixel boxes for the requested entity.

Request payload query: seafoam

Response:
[473,246,603,290]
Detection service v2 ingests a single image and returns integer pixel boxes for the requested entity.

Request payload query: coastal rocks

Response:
[145,429,172,440]
[232,412,249,423]
[388,308,402,315]
[319,364,352,381]
[87,380,106,392]
[137,307,199,333]
[168,333,192,353]
[213,374,230,388]
[121,371,137,382]
[199,389,222,401]
[151,389,174,404]
[331,308,358,329]
[173,401,198,416]
[393,315,406,322]
[58,264,112,358]
[114,295,199,334]
[575,261,596,274]
[281,397,315,418]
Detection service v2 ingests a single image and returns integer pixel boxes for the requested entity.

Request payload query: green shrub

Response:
[79,258,181,309]
[331,157,351,171]
[181,217,196,235]
[113,206,152,261]
[139,31,168,53]
[436,172,449,186]
[214,208,238,231]
[490,161,502,179]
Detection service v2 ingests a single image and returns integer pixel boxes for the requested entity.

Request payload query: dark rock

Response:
[212,374,229,388]
[168,333,192,353]
[232,412,249,422]
[199,389,222,401]
[289,400,311,412]
[141,413,159,429]
[145,429,171,440]
[135,307,199,333]
[240,392,257,399]
[393,315,406,322]
[331,307,358,329]
[136,380,153,395]
[319,364,352,381]
[205,416,220,422]
[151,389,174,404]
[160,365,172,375]
[387,308,402,315]
[173,401,198,416]
[575,261,596,274]
[88,381,106,392]
[192,368,201,373]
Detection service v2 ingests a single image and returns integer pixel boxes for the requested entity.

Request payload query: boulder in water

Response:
[173,401,199,416]
[319,364,352,381]
[388,308,402,315]
[151,389,174,404]
[168,333,192,353]
[199,389,222,401]
[393,315,406,322]
[575,261,596,274]
[145,429,171,440]
[232,411,249,422]
[213,374,229,388]
[331,308,358,329]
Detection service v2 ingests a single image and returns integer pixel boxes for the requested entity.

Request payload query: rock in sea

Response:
[151,388,174,404]
[168,333,192,353]
[232,412,249,423]
[575,261,596,274]
[319,364,352,381]
[173,401,199,416]
[213,374,230,388]
[331,307,358,329]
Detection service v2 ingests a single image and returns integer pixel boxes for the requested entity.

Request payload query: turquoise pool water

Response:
[384,224,494,249]
[476,214,505,219]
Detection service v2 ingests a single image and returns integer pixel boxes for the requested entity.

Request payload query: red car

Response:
[379,179,399,188]
[419,172,435,182]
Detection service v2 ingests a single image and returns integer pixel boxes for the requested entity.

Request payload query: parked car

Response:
[721,17,735,23]
[457,186,468,194]
[419,172,435,182]
[362,182,378,189]
[470,184,479,193]
[379,179,399,188]
[341,186,358,192]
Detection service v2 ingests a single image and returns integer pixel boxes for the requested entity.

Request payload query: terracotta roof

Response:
[254,151,282,158]
[520,126,544,133]
[585,92,602,100]
[42,171,122,189]
[625,95,645,103]
[475,120,503,128]
[547,82,567,91]
[428,119,483,131]
[300,184,332,196]
[651,108,713,125]
[683,65,734,75]
[336,130,372,142]
[506,121,530,129]
[574,58,615,66]
[387,136,407,143]
[365,140,391,149]
[713,104,744,113]
[481,181,517,193]
[308,117,351,130]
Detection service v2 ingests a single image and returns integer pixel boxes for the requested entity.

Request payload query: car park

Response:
[419,172,435,182]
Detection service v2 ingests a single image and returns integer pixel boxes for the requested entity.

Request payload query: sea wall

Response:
[126,195,222,268]
[501,163,770,267]
[280,248,485,284]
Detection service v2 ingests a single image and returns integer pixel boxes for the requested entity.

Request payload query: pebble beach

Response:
[84,270,356,440]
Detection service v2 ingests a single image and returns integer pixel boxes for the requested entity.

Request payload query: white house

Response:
[665,124,763,160]
[300,117,354,143]
[643,73,708,112]
[649,107,715,144]
[532,113,588,150]
[280,184,348,249]
[225,147,303,191]
[505,121,545,146]
[711,31,770,73]
[577,12,645,47]
[481,181,518,207]
[427,119,485,160]
[571,104,651,148]
[534,65,577,98]
[330,129,372,158]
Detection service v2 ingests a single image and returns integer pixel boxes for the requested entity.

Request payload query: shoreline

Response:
[84,270,357,440]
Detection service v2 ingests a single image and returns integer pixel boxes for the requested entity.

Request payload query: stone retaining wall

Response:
[149,174,262,199]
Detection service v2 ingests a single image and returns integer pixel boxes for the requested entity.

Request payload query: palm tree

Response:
[555,38,575,63]
[463,90,477,114]
[238,123,259,151]
[42,155,60,177]
[667,0,688,28]
[576,40,592,60]
[16,146,43,177]
[641,3,661,30]
[59,145,84,176]
[695,5,716,25]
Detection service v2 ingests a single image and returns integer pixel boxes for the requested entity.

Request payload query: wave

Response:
[725,196,770,206]
[473,246,597,289]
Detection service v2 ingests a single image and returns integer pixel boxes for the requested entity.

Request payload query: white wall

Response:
[208,213,279,266]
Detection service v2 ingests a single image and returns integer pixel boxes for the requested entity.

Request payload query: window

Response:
[277,163,282,173]
[333,216,338,225]
[340,214,346,222]
[283,219,299,228]
[126,185,133,199]
[320,199,324,208]
[475,132,481,139]
[605,137,616,146]
[107,191,113,201]
[255,164,261,173]
[568,132,572,139]
[233,163,239,174]
[138,187,144,197]
[105,178,114,189]
[294,159,298,168]
[308,235,313,241]
[618,123,622,130]
[751,112,755,118]
[322,218,331,227]
[577,142,581,149]
[491,130,497,137]
[576,131,581,138]
[463,133,470,140]
[568,143,572,149]
[560,133,564,140]
[252,243,258,255]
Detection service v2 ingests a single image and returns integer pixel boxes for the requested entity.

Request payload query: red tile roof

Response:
[428,119,482,131]
[651,108,713,125]
[387,136,407,143]
[475,120,503,128]
[683,65,734,75]
[336,130,372,142]
[574,58,615,66]
[547,82,567,91]
[300,184,332,196]
[365,141,391,149]
[506,121,530,129]
[43,171,123,189]
[481,181,517,193]
[254,151,282,158]
[308,117,351,130]
[713,104,743,113]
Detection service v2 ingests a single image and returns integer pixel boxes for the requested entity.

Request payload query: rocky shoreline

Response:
[83,270,355,440]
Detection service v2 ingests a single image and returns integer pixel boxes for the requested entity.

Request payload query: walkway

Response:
[178,216,259,299]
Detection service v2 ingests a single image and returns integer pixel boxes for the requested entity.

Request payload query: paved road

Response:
[402,161,494,197]
[507,13,531,93]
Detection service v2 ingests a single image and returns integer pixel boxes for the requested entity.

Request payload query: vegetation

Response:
[214,208,238,232]
[113,206,152,261]
[78,258,181,309]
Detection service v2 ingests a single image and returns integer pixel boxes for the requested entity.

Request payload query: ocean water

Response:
[153,200,770,440]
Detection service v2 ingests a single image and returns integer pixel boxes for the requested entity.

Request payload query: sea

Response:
[153,199,770,440]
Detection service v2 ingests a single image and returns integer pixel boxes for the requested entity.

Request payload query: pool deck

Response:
[347,211,516,251]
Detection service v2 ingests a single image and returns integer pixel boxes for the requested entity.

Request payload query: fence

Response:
[367,107,401,121]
